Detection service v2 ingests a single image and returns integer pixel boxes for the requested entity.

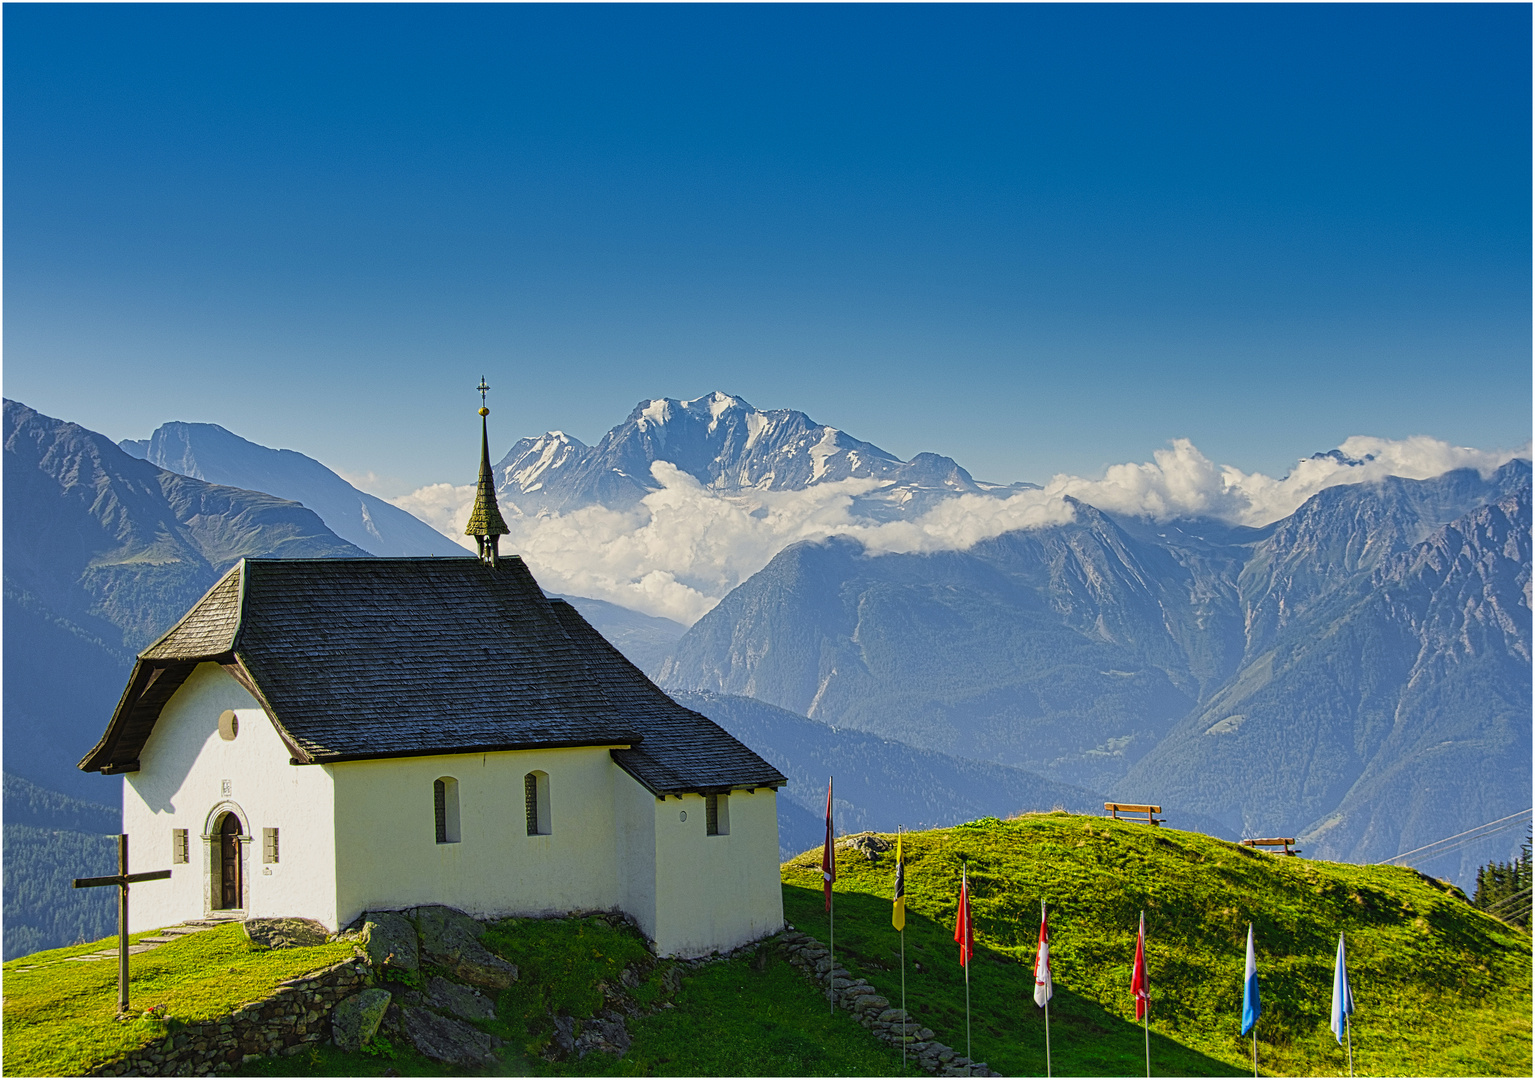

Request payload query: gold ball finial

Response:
[479,406,489,416]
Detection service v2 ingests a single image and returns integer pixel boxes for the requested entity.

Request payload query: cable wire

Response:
[1377,809,1533,865]
[1484,886,1533,915]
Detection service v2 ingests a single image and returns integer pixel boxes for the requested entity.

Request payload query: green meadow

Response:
[4,813,1528,1076]
[781,813,1532,1077]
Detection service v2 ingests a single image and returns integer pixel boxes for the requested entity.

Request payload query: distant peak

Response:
[631,392,758,430]
[1309,448,1376,468]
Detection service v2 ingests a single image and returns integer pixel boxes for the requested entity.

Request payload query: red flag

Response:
[1033,902,1052,1006]
[821,778,836,911]
[1131,911,1148,1020]
[954,866,974,967]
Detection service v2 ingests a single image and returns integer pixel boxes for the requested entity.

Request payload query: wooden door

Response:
[219,814,243,909]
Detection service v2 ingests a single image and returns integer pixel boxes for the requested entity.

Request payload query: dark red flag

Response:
[821,778,836,911]
[954,867,974,967]
[1131,910,1149,1020]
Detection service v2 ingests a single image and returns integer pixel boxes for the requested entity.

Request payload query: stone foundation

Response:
[90,958,372,1077]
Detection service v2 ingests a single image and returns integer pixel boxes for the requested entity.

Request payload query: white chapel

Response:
[79,404,787,957]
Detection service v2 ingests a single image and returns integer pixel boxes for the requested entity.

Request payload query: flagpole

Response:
[1345,1011,1353,1078]
[1252,1030,1257,1078]
[825,777,835,1016]
[900,828,908,1069]
[964,862,972,1070]
[1142,910,1150,1079]
[1043,899,1052,1079]
[1044,995,1052,1078]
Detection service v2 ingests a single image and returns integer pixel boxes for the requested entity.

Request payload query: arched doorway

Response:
[217,812,243,910]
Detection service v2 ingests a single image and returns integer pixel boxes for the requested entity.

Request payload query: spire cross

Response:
[466,378,510,564]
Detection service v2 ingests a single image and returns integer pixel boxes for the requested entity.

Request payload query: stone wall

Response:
[777,927,997,1077]
[91,957,372,1077]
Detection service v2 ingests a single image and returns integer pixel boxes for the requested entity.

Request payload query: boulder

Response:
[426,976,497,1022]
[549,1014,578,1059]
[574,1011,631,1059]
[401,1006,502,1067]
[410,905,484,955]
[361,911,419,972]
[453,947,520,990]
[242,917,329,949]
[409,905,517,989]
[331,989,392,1052]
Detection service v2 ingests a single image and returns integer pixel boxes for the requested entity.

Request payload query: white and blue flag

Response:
[1330,932,1355,1043]
[1240,924,1261,1036]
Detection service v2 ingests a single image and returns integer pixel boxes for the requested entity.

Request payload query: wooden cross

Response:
[72,834,171,1015]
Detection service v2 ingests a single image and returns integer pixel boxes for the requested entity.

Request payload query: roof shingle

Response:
[80,556,782,794]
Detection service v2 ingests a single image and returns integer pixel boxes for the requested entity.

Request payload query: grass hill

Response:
[4,814,1528,1076]
[782,814,1531,1077]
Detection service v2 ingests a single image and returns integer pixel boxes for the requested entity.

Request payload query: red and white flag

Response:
[821,778,836,911]
[954,866,974,967]
[1131,911,1149,1020]
[1034,901,1053,1007]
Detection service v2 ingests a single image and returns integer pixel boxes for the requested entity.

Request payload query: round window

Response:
[218,710,239,741]
[679,810,687,822]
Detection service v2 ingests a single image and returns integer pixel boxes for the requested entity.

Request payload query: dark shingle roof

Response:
[548,601,786,795]
[80,557,783,794]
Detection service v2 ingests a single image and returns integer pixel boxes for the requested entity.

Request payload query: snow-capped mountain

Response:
[494,392,1029,520]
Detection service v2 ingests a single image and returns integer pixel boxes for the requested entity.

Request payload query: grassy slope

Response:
[1,922,354,1077]
[781,814,1531,1077]
[8,819,1528,1078]
[237,913,917,1078]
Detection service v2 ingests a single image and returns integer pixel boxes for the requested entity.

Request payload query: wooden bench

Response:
[1240,837,1302,856]
[1105,802,1163,826]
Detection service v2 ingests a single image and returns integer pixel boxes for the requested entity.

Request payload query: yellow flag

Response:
[892,829,906,930]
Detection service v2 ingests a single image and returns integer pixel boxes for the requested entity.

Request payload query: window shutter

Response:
[706,794,719,836]
[263,827,279,864]
[525,774,539,835]
[434,779,447,843]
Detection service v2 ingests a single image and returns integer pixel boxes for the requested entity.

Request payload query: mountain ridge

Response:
[3,399,366,803]
[493,391,1027,523]
[121,421,464,558]
[660,461,1532,885]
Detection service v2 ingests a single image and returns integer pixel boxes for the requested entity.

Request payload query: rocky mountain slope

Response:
[121,421,463,557]
[675,691,1234,859]
[3,399,366,802]
[660,461,1532,885]
[1123,481,1531,883]
[494,391,1027,521]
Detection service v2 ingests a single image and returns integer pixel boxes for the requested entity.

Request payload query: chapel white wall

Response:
[122,663,338,933]
[329,747,628,930]
[121,669,785,953]
[649,788,784,957]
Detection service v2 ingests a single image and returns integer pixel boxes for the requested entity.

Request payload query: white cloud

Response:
[1045,436,1523,528]
[389,436,1527,625]
[389,483,479,553]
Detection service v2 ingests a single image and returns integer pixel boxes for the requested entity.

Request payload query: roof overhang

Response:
[298,739,641,766]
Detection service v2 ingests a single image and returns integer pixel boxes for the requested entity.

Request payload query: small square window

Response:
[262,827,279,864]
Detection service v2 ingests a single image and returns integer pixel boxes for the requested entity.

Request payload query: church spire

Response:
[465,378,510,566]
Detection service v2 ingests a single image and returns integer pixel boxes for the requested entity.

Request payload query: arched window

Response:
[524,771,551,835]
[434,777,460,844]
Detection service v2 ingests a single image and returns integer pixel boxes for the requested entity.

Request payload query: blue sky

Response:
[5,3,1529,495]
